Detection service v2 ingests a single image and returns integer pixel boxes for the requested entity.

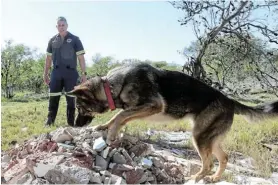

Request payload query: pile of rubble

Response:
[1,127,200,184]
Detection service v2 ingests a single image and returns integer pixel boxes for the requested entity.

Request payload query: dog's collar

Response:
[101,77,116,111]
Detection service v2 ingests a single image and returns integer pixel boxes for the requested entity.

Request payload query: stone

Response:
[93,137,107,152]
[121,134,139,145]
[89,172,102,184]
[138,172,149,184]
[51,128,73,143]
[100,170,111,176]
[95,155,108,170]
[140,158,153,168]
[44,164,91,184]
[152,157,164,168]
[104,177,112,185]
[4,159,28,182]
[124,167,145,184]
[111,164,134,177]
[112,152,127,164]
[129,143,153,157]
[109,148,118,157]
[121,148,136,166]
[33,155,65,177]
[101,146,111,159]
[57,143,75,150]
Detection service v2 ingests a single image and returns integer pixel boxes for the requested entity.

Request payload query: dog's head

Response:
[68,77,109,127]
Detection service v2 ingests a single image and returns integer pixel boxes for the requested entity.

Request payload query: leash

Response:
[48,92,76,98]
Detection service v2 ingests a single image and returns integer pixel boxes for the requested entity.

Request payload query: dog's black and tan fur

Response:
[68,62,278,182]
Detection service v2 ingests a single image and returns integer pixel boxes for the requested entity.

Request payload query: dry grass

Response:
[1,96,278,178]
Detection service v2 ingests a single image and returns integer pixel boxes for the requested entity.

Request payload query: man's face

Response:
[56,20,68,35]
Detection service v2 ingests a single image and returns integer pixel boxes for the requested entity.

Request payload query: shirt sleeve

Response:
[46,38,52,56]
[75,37,85,56]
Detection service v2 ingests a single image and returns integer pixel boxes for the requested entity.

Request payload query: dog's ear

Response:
[67,86,89,97]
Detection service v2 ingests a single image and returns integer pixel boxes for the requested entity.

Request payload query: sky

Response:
[1,0,195,66]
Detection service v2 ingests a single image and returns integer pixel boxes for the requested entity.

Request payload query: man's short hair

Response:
[57,16,67,24]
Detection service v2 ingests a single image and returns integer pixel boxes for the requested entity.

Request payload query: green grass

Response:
[1,96,278,178]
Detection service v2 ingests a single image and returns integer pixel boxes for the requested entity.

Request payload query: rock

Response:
[51,128,73,143]
[121,148,136,166]
[82,142,98,155]
[100,170,111,176]
[34,155,65,177]
[112,152,127,164]
[2,155,11,163]
[57,143,75,150]
[104,177,112,184]
[124,167,145,184]
[44,164,91,184]
[129,143,153,157]
[152,156,164,168]
[109,148,118,157]
[140,158,153,168]
[121,134,139,145]
[138,172,149,184]
[89,172,102,184]
[93,137,107,152]
[4,159,28,182]
[16,172,33,184]
[111,164,134,177]
[101,146,111,159]
[95,155,108,170]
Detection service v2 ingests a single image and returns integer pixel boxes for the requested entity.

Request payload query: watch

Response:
[81,71,87,75]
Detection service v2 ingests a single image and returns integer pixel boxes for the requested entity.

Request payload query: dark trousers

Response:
[48,66,79,125]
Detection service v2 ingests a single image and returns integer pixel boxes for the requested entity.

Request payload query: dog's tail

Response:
[233,99,278,123]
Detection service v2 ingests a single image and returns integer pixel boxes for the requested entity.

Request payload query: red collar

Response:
[102,78,116,111]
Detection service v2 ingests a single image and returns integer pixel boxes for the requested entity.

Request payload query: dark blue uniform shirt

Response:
[46,32,85,69]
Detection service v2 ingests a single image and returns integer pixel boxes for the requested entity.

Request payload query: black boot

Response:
[44,111,56,127]
[67,108,75,127]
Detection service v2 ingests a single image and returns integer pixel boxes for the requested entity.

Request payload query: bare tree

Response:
[171,0,278,95]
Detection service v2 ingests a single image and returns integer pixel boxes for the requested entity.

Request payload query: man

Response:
[43,16,87,127]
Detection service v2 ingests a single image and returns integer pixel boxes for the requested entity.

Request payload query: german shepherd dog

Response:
[68,62,278,182]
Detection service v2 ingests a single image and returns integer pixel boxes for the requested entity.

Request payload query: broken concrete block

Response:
[44,164,91,184]
[95,155,108,170]
[140,158,153,168]
[57,143,75,150]
[138,172,149,184]
[52,128,73,143]
[93,137,107,152]
[124,167,145,184]
[100,170,111,176]
[101,146,111,159]
[104,177,112,185]
[109,148,118,157]
[152,157,164,168]
[109,163,116,169]
[89,172,102,184]
[34,155,65,177]
[112,152,127,164]
[129,143,153,157]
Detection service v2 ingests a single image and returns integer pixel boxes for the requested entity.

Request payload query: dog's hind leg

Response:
[205,137,228,182]
[190,108,233,183]
[190,135,213,183]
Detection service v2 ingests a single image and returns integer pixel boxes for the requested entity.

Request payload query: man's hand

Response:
[81,74,87,84]
[44,74,50,85]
